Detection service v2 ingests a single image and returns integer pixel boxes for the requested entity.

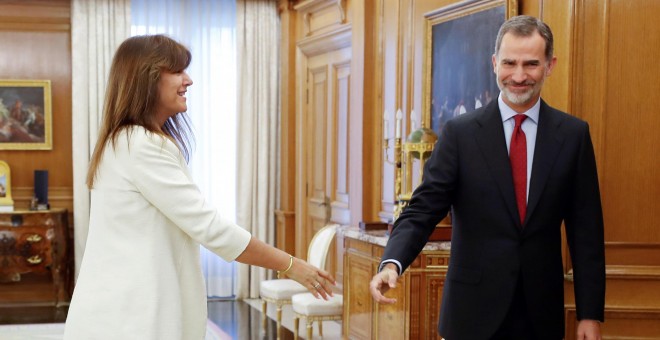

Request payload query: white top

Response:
[64,126,251,340]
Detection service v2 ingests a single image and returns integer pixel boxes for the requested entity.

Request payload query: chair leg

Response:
[293,316,299,340]
[319,320,323,336]
[306,320,313,339]
[261,300,267,331]
[276,305,283,338]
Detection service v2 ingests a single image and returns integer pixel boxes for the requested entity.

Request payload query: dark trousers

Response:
[490,276,537,340]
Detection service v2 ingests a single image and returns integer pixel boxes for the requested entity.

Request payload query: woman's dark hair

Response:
[87,35,194,188]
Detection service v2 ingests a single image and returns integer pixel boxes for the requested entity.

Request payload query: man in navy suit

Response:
[370,15,605,340]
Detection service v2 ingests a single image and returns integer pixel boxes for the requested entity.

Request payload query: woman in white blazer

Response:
[64,35,334,340]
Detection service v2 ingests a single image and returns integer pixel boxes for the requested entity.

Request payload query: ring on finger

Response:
[313,282,321,289]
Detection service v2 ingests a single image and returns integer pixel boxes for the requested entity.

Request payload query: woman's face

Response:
[154,70,193,126]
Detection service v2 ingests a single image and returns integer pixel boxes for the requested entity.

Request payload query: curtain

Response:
[235,0,280,299]
[131,0,238,298]
[71,0,131,280]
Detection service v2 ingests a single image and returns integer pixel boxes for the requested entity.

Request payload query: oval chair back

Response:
[306,224,338,271]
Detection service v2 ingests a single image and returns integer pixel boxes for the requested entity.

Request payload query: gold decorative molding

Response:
[297,23,351,57]
[294,0,347,37]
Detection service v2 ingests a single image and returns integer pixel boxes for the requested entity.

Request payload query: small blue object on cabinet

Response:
[33,169,49,210]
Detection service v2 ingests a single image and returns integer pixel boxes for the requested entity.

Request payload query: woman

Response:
[64,35,334,339]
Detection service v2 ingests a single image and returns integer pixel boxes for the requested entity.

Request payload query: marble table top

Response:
[338,225,451,251]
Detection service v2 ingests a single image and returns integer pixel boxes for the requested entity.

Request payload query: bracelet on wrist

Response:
[277,255,294,279]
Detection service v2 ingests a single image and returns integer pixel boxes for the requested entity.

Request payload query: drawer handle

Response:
[27,234,43,243]
[27,255,43,265]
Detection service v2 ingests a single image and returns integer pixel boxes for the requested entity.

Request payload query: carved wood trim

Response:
[294,0,347,36]
[11,187,73,211]
[0,22,69,31]
[410,274,421,339]
[297,23,351,57]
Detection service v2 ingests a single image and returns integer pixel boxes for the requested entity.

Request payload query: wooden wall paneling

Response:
[276,1,299,256]
[601,0,660,242]
[362,0,382,223]
[294,43,308,260]
[329,58,351,280]
[379,0,399,222]
[518,0,541,19]
[0,0,72,213]
[564,0,660,337]
[569,0,607,172]
[343,243,374,339]
[346,0,367,230]
[403,0,426,191]
[571,0,660,247]
[536,0,571,113]
[331,62,352,225]
[425,275,446,340]
[293,0,353,270]
[307,63,330,233]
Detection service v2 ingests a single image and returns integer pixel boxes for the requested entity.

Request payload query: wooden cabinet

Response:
[342,228,450,339]
[0,209,71,323]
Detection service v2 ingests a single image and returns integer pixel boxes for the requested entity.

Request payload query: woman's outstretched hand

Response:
[283,257,336,300]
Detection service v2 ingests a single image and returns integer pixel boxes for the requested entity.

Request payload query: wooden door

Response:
[296,43,352,263]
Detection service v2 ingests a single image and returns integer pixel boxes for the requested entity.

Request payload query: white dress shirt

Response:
[498,93,540,201]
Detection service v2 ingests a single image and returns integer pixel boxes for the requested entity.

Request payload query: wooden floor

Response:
[0,298,343,339]
[208,299,295,339]
[0,300,293,339]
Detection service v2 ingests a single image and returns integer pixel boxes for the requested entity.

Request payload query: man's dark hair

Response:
[494,15,554,62]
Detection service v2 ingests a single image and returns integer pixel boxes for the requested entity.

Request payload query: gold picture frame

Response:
[422,0,518,135]
[0,160,13,208]
[0,79,53,150]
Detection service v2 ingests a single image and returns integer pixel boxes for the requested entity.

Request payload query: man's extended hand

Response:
[369,263,399,304]
[577,319,601,340]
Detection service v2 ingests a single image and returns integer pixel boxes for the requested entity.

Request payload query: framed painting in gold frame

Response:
[0,160,13,210]
[422,0,517,136]
[0,79,52,150]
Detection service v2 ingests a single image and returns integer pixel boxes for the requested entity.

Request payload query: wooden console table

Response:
[0,209,71,323]
[341,227,450,339]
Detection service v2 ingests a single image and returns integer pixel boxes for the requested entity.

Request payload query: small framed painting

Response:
[0,160,13,210]
[0,79,53,150]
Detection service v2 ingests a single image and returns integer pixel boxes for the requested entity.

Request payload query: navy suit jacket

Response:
[381,99,605,339]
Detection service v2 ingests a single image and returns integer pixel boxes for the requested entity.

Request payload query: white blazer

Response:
[64,126,251,340]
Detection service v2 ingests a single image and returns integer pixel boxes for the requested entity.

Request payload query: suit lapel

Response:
[525,101,565,226]
[474,101,521,228]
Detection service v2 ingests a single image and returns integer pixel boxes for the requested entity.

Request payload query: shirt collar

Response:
[498,93,541,124]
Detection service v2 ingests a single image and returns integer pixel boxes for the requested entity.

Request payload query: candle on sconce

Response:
[383,110,389,139]
[410,110,416,131]
[395,109,403,139]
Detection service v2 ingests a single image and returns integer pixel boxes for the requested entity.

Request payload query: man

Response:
[370,15,605,340]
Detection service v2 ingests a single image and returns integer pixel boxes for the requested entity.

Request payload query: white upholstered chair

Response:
[259,224,338,337]
[292,289,343,339]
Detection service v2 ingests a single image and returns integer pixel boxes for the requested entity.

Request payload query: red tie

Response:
[510,114,528,225]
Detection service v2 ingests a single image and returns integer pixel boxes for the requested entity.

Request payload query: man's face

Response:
[492,31,557,113]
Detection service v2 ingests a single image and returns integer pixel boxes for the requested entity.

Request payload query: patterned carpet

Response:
[0,319,231,340]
